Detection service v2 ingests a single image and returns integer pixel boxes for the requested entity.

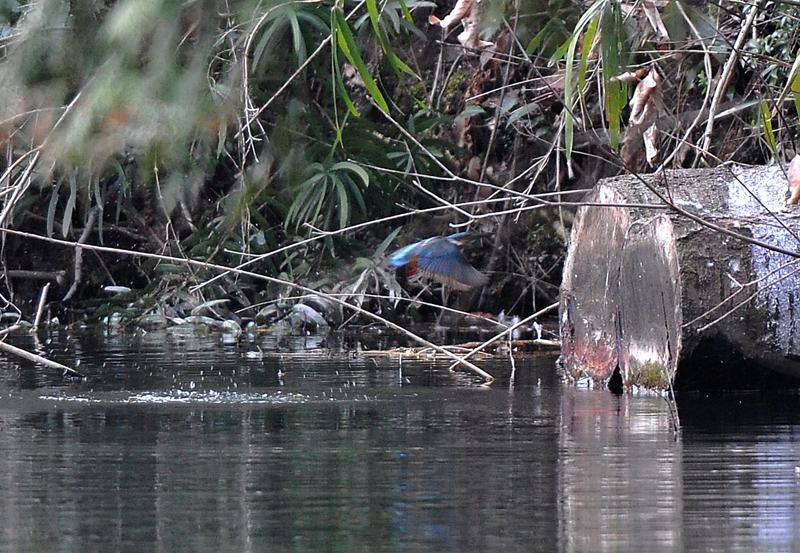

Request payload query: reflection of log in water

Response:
[560,165,800,389]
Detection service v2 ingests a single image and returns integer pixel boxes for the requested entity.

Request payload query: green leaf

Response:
[332,160,369,188]
[335,180,349,229]
[366,0,417,78]
[297,11,329,34]
[343,172,367,213]
[62,173,77,238]
[791,50,800,118]
[333,8,390,113]
[506,102,542,127]
[333,55,360,117]
[397,0,413,23]
[760,100,777,153]
[562,0,607,165]
[526,20,554,56]
[287,10,306,65]
[600,1,626,150]
[252,13,284,70]
[373,226,402,258]
[578,16,599,95]
[46,180,62,238]
[458,105,487,119]
[308,182,326,225]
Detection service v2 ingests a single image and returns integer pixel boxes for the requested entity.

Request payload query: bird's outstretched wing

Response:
[414,242,489,291]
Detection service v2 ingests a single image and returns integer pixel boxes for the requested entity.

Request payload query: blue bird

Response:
[387,232,489,291]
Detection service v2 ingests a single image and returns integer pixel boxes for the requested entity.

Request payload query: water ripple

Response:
[39,389,310,405]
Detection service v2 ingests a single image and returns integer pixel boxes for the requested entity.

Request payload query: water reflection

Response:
[0,328,799,552]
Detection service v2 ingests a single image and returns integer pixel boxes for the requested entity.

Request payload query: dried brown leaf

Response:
[642,0,669,40]
[788,154,800,205]
[629,68,661,126]
[430,0,492,50]
[643,123,659,166]
[428,0,474,29]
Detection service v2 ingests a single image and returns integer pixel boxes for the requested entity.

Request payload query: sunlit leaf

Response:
[563,0,607,164]
[600,1,626,150]
[333,8,390,113]
[366,0,417,78]
[578,15,599,95]
[760,100,777,152]
[791,50,800,118]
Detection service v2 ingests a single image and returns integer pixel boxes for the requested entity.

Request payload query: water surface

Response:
[1,327,799,552]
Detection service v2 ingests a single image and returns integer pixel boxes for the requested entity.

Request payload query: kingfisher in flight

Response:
[387,232,489,291]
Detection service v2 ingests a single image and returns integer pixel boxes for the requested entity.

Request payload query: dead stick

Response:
[0,324,22,337]
[32,282,50,331]
[5,269,66,284]
[0,340,82,377]
[447,302,560,372]
[63,206,99,302]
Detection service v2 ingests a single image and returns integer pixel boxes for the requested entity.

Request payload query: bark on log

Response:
[559,164,800,389]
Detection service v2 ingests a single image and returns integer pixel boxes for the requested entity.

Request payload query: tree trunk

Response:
[559,164,800,389]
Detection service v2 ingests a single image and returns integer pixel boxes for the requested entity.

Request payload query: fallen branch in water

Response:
[447,302,560,372]
[361,346,494,358]
[454,338,560,351]
[0,228,496,384]
[0,339,82,377]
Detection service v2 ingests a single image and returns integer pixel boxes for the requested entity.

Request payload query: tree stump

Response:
[559,164,800,389]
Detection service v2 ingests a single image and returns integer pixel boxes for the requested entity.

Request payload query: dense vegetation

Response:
[0,0,797,330]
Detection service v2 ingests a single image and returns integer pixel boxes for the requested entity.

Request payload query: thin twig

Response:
[655,0,714,170]
[696,265,800,333]
[447,302,559,372]
[32,283,50,331]
[683,257,800,328]
[699,0,763,158]
[62,206,99,302]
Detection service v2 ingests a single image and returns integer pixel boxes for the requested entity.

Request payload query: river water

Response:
[0,326,799,552]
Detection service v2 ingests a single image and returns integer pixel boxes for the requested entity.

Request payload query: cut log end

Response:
[560,165,800,390]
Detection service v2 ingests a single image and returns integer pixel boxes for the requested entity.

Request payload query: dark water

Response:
[1,327,800,552]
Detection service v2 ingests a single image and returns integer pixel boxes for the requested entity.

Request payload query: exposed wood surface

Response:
[560,164,800,388]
